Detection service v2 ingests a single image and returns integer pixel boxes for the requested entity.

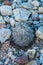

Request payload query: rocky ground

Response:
[0,0,43,65]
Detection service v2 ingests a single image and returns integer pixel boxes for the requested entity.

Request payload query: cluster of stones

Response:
[0,0,43,65]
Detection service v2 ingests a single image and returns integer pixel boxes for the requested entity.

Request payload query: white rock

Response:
[0,28,11,43]
[13,8,31,22]
[10,18,15,26]
[0,5,12,15]
[36,26,43,39]
[39,7,43,13]
[32,0,40,7]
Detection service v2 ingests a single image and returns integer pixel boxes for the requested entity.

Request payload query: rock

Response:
[0,16,6,28]
[40,54,43,63]
[4,16,10,23]
[13,8,31,22]
[14,55,28,64]
[36,26,43,39]
[20,2,33,9]
[4,0,13,5]
[0,28,11,43]
[0,5,12,15]
[39,14,43,20]
[39,7,43,13]
[32,13,39,21]
[25,49,36,59]
[4,58,9,65]
[25,60,38,65]
[2,41,10,50]
[32,0,40,7]
[9,18,15,27]
[12,22,34,47]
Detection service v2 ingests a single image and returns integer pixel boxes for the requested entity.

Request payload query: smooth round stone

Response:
[39,7,43,14]
[36,26,43,39]
[0,5,12,15]
[12,22,34,47]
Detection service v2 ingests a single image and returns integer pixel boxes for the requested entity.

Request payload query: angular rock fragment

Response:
[0,28,11,43]
[13,8,31,22]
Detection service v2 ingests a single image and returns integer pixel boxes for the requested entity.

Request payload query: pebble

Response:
[32,0,40,7]
[25,49,36,59]
[13,8,31,22]
[9,18,15,26]
[36,26,43,39]
[0,28,11,43]
[39,7,43,13]
[0,5,12,15]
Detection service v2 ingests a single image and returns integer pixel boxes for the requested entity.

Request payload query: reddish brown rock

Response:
[4,0,12,5]
[14,56,28,64]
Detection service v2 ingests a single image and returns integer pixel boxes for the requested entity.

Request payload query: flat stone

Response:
[36,26,43,39]
[0,5,12,15]
[0,28,11,43]
[13,8,31,22]
[39,7,43,13]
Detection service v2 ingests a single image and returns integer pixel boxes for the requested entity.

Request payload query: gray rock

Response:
[12,22,34,47]
[13,8,31,22]
[0,28,11,43]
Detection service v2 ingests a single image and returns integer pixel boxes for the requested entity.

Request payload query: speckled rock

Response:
[13,8,31,22]
[12,22,34,47]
